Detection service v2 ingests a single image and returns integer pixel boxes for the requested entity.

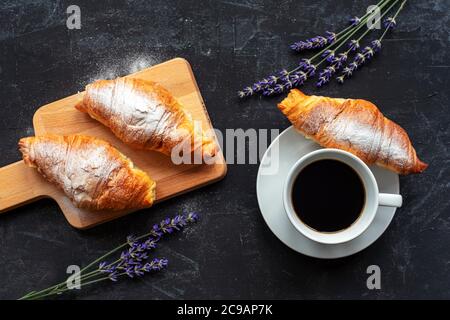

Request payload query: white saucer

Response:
[256,126,399,259]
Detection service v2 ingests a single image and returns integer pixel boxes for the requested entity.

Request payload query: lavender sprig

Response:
[290,11,370,53]
[337,44,379,83]
[348,39,360,51]
[98,213,198,281]
[384,17,397,29]
[337,0,406,84]
[290,31,337,52]
[19,212,199,300]
[258,68,313,97]
[349,16,361,26]
[289,0,392,54]
[314,1,396,87]
[239,59,315,97]
[316,53,348,87]
[239,0,404,97]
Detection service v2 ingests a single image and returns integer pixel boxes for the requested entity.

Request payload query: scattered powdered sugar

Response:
[85,78,189,151]
[90,65,119,82]
[128,56,158,74]
[30,137,120,206]
[83,54,162,87]
[326,113,377,154]
[379,130,410,167]
[325,111,411,167]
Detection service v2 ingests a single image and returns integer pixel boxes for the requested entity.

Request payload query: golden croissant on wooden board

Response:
[75,77,217,159]
[278,89,428,175]
[19,135,156,211]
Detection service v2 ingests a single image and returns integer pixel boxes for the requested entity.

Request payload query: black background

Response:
[0,0,449,299]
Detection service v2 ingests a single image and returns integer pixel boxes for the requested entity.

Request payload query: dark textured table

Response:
[0,0,448,299]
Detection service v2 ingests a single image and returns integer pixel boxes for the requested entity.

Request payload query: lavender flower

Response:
[310,34,328,48]
[349,16,361,26]
[322,50,335,62]
[384,17,397,29]
[266,75,277,86]
[108,272,119,282]
[342,63,357,77]
[290,31,336,52]
[336,75,345,84]
[19,213,198,300]
[289,70,308,86]
[257,78,270,87]
[354,52,366,65]
[298,59,316,76]
[261,87,275,96]
[237,87,254,98]
[337,61,359,84]
[362,46,375,59]
[289,41,309,52]
[122,258,168,278]
[144,258,168,271]
[371,39,382,52]
[338,39,381,84]
[238,0,407,97]
[240,62,315,97]
[266,71,307,96]
[251,82,263,93]
[326,31,337,43]
[262,76,293,96]
[273,84,284,94]
[316,52,348,87]
[101,236,159,280]
[239,72,288,97]
[98,212,198,282]
[278,69,290,83]
[298,58,310,70]
[317,65,336,87]
[348,39,360,51]
[326,53,348,69]
[150,212,199,238]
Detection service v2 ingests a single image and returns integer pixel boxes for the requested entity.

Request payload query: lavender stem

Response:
[354,0,400,44]
[379,0,407,41]
[27,275,115,300]
[315,0,396,68]
[19,213,198,300]
[306,0,391,63]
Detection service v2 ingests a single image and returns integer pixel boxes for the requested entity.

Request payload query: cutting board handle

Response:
[0,161,50,213]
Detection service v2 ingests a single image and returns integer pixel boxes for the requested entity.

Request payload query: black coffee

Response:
[291,159,365,232]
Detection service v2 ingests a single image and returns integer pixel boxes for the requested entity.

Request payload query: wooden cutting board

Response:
[0,58,227,229]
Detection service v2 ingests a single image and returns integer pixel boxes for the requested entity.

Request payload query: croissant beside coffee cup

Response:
[278,89,427,175]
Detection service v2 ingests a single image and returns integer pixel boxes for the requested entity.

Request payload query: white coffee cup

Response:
[283,148,402,245]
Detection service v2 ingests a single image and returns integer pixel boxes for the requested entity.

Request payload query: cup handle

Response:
[379,193,402,208]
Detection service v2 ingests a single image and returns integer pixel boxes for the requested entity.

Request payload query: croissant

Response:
[278,89,428,175]
[75,77,216,159]
[19,135,156,211]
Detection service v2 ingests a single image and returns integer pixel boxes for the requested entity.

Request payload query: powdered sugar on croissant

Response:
[278,89,428,175]
[75,77,216,159]
[19,135,156,210]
